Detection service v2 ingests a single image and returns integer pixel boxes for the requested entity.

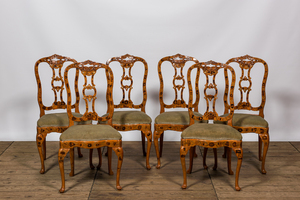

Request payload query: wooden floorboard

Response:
[0,141,299,199]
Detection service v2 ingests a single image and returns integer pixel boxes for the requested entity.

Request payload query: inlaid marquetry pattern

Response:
[224,55,269,174]
[226,55,268,118]
[64,60,114,124]
[106,54,152,170]
[59,60,123,193]
[106,54,148,111]
[35,54,78,116]
[158,54,200,112]
[35,54,80,174]
[154,54,200,169]
[180,61,242,191]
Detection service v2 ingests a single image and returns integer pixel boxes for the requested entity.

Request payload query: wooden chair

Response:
[216,55,269,174]
[102,54,152,170]
[35,54,90,174]
[154,54,206,169]
[58,60,123,193]
[180,61,243,191]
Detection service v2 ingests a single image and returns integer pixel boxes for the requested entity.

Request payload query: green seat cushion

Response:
[155,111,206,125]
[37,112,90,127]
[100,111,152,125]
[215,113,268,128]
[182,123,242,141]
[60,124,122,141]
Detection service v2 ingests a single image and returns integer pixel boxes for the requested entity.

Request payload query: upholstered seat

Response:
[155,111,205,125]
[215,113,268,128]
[60,125,122,141]
[37,113,89,127]
[182,123,242,141]
[101,111,152,125]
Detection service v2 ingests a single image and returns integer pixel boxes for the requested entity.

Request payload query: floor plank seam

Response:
[0,141,14,156]
[290,142,300,153]
[198,146,219,200]
[88,166,98,200]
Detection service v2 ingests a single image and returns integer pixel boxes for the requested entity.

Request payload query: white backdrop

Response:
[0,0,299,141]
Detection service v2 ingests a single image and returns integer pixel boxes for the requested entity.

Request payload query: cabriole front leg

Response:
[259,132,269,174]
[113,146,123,190]
[233,147,243,191]
[154,129,163,169]
[58,148,70,193]
[180,144,191,189]
[36,130,46,174]
[143,129,152,170]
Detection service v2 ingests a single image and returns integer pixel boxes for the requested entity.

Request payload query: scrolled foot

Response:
[229,170,234,175]
[203,165,208,170]
[116,185,122,190]
[235,186,241,191]
[261,169,267,174]
[59,188,65,193]
[156,164,161,169]
[181,184,187,189]
[186,169,191,174]
[69,172,74,177]
[40,168,45,174]
[146,165,151,170]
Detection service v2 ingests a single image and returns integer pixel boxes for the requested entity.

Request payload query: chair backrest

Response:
[158,54,199,113]
[64,60,114,126]
[35,54,79,117]
[106,54,148,112]
[187,61,236,125]
[226,55,268,118]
